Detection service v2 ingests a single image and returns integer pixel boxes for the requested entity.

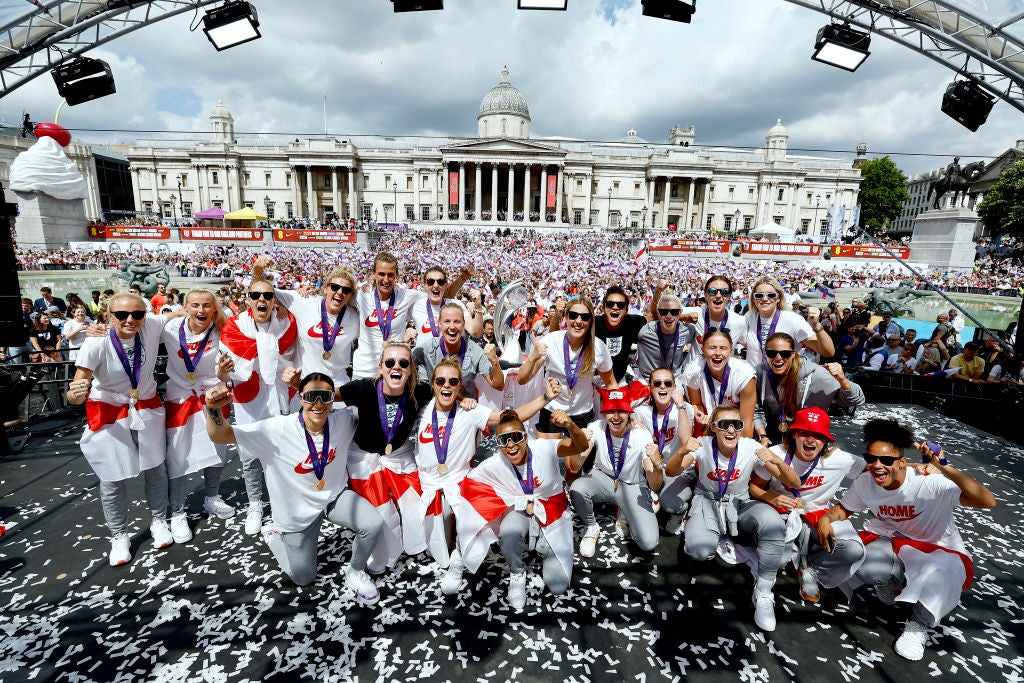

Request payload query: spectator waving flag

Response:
[817,283,835,299]
[634,242,650,269]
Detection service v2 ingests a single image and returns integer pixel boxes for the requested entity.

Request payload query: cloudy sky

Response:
[2,0,1023,176]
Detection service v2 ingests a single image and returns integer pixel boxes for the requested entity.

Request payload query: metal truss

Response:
[0,0,220,100]
[784,0,1024,115]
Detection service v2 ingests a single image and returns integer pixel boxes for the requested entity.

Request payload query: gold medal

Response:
[795,497,806,509]
[322,350,332,361]
[525,502,534,516]
[385,443,393,455]
[778,422,788,433]
[437,463,448,474]
[614,479,619,492]
[129,389,140,400]
[185,371,197,383]
[316,478,325,491]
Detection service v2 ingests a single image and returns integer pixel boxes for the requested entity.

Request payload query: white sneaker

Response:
[614,510,628,540]
[439,549,464,595]
[170,513,192,544]
[894,620,929,661]
[150,519,174,549]
[345,567,380,605]
[798,565,820,603]
[579,523,601,558]
[108,532,131,566]
[752,590,777,632]
[244,502,263,536]
[204,495,236,519]
[666,513,685,536]
[507,569,527,611]
[366,556,387,576]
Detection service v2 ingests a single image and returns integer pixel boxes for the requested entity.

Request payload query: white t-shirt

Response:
[415,401,491,486]
[743,310,814,364]
[866,346,902,372]
[686,307,750,352]
[234,409,356,533]
[683,357,755,411]
[275,289,359,382]
[692,435,761,498]
[839,468,966,554]
[756,445,864,512]
[633,402,694,457]
[77,316,165,400]
[63,319,89,351]
[352,287,426,378]
[543,330,613,415]
[587,421,654,486]
[411,297,467,348]
[161,317,221,399]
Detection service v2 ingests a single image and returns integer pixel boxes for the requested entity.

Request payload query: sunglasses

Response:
[432,377,460,388]
[658,308,682,316]
[496,430,527,447]
[706,287,732,297]
[566,311,593,322]
[713,418,745,432]
[248,291,275,300]
[300,389,334,405]
[425,277,447,287]
[765,349,794,359]
[383,357,411,369]
[651,379,674,388]
[327,282,354,295]
[111,310,146,321]
[604,300,628,310]
[753,292,779,300]
[862,453,900,466]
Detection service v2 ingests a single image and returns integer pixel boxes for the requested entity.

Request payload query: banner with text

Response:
[830,244,910,259]
[742,241,822,256]
[274,229,356,243]
[88,225,170,240]
[546,175,557,209]
[181,227,264,241]
[449,171,459,206]
[650,239,731,254]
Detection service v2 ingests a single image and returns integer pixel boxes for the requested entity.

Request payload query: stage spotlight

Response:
[941,79,995,132]
[640,0,695,24]
[51,57,116,106]
[518,0,568,9]
[392,0,443,11]
[203,1,261,51]
[812,24,871,72]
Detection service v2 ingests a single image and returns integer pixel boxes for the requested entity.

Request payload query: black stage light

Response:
[941,79,996,132]
[518,0,568,8]
[812,24,871,72]
[203,1,261,51]
[51,57,116,106]
[392,0,443,11]
[640,0,695,23]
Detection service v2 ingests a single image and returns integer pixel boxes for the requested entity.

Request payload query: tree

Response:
[977,158,1024,240]
[857,156,910,235]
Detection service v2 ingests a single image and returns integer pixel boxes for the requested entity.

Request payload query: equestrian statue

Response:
[927,157,986,209]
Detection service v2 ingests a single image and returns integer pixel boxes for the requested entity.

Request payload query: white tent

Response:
[747,223,796,242]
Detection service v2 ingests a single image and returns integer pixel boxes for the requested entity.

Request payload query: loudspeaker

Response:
[0,184,25,348]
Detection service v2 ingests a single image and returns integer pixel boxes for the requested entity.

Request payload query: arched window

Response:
[483,120,488,137]
[502,118,507,136]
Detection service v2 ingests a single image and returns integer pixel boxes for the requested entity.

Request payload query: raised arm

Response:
[203,384,237,445]
[517,336,547,384]
[488,377,562,426]
[914,442,996,509]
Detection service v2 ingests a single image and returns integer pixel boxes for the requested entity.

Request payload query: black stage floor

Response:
[0,404,1021,682]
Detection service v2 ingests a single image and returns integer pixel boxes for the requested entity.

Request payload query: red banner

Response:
[650,239,731,254]
[546,175,557,209]
[89,225,170,240]
[449,171,459,206]
[274,229,356,243]
[181,228,264,241]
[830,244,910,259]
[742,241,821,256]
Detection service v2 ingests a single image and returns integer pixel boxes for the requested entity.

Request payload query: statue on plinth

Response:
[864,279,930,317]
[928,158,986,209]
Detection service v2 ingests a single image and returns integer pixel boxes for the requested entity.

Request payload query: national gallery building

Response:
[125,69,861,236]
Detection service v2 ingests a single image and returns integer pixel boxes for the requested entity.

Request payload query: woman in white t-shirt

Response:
[204,372,384,603]
[684,329,756,438]
[665,405,800,633]
[743,276,832,365]
[419,356,562,594]
[517,297,617,437]
[62,305,91,362]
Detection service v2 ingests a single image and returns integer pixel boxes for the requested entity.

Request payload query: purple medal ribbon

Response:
[425,300,441,337]
[373,289,397,339]
[784,446,822,499]
[756,309,781,363]
[704,308,728,335]
[431,403,458,469]
[605,426,631,481]
[563,335,583,395]
[767,374,787,430]
[703,362,731,408]
[320,299,345,354]
[711,440,740,500]
[444,337,468,364]
[651,406,672,452]
[178,319,214,376]
[109,328,142,393]
[657,325,679,369]
[298,412,331,482]
[507,448,535,496]
[377,380,406,451]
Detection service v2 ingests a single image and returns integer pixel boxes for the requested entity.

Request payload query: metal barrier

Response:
[2,359,76,422]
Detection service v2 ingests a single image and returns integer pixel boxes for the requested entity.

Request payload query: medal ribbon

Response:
[784,446,822,499]
[657,324,679,370]
[445,337,468,364]
[178,319,214,376]
[109,327,142,394]
[373,289,397,339]
[563,335,583,394]
[507,448,535,496]
[605,426,631,482]
[425,300,440,337]
[431,403,458,468]
[320,300,344,354]
[298,412,331,482]
[376,380,406,452]
[756,309,781,362]
[704,307,728,335]
[703,362,731,408]
[652,405,672,453]
[767,374,787,430]
[711,440,740,500]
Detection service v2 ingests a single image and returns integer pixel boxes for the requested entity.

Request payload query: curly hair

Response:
[862,418,915,452]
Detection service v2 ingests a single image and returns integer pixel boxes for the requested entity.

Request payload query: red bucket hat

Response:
[598,386,633,414]
[788,406,835,441]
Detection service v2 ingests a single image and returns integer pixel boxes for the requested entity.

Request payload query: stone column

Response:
[646,177,655,223]
[788,183,801,229]
[331,167,340,218]
[523,164,532,218]
[347,167,356,220]
[440,165,447,221]
[292,166,302,219]
[233,164,242,210]
[306,167,315,219]
[555,166,564,223]
[662,177,671,230]
[754,181,765,226]
[685,178,696,230]
[474,163,482,220]
[413,167,421,222]
[540,166,548,219]
[491,163,498,219]
[458,162,465,219]
[507,163,515,218]
[698,181,710,232]
[132,168,143,212]
[584,173,593,225]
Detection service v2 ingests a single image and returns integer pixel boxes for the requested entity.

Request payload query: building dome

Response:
[478,67,531,120]
[619,129,647,144]
[768,118,787,137]
[210,100,234,122]
[210,100,235,144]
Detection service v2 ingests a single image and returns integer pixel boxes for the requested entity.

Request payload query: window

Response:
[286,202,294,219]
[806,192,812,203]
[613,182,620,192]
[160,174,167,187]
[801,219,810,233]
[181,203,192,218]
[265,173,272,187]
[285,173,291,187]
[244,173,251,186]
[421,205,430,221]
[748,188,755,200]
[212,171,219,184]
[825,193,831,201]
[406,176,413,190]
[630,212,639,228]
[589,210,598,225]
[610,212,620,229]
[705,215,713,230]
[245,202,254,209]
[777,188,784,201]
[592,181,598,195]
[385,175,391,188]
[743,216,752,230]
[143,201,152,214]
[363,175,369,189]
[723,215,733,230]
[501,118,507,136]
[406,205,414,220]
[728,186,735,200]
[574,209,583,225]
[670,182,678,198]
[180,175,188,187]
[577,179,583,192]
[819,219,827,233]
[385,204,395,221]
[162,203,172,219]
[213,201,222,208]
[634,183,641,197]
[422,175,429,189]
[708,185,714,200]
[362,203,372,221]
[266,203,275,219]
[773,215,784,225]
[323,174,331,189]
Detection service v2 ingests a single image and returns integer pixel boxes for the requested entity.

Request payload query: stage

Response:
[0,404,1020,682]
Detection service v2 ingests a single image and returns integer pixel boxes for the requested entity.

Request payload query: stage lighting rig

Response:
[941,79,995,132]
[811,23,871,72]
[640,0,695,24]
[203,1,261,51]
[519,1,568,8]
[392,0,443,11]
[51,56,116,105]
